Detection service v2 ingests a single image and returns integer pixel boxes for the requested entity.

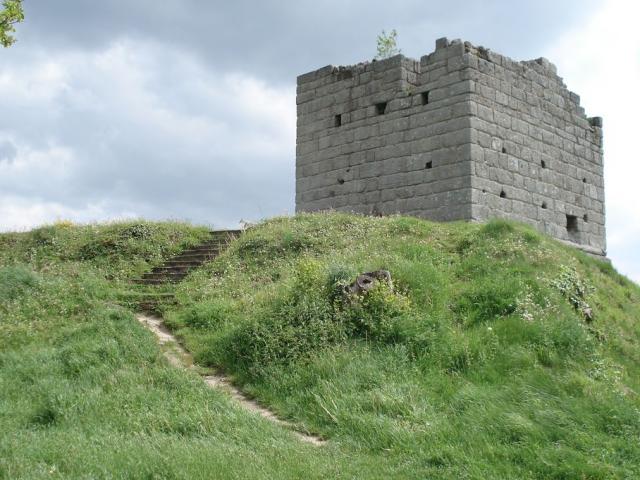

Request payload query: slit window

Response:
[541,201,547,209]
[375,102,388,115]
[500,189,507,198]
[541,160,546,169]
[421,91,430,105]
[334,114,342,127]
[566,214,578,233]
[583,214,588,222]
[502,147,507,154]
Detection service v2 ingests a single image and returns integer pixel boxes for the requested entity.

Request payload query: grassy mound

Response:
[0,220,355,479]
[1,214,639,479]
[165,213,640,478]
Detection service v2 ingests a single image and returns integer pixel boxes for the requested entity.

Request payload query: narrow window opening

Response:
[425,161,433,169]
[334,114,342,127]
[582,177,587,183]
[541,201,547,209]
[500,189,507,198]
[421,91,430,105]
[375,102,387,115]
[566,214,579,233]
[501,147,507,154]
[583,214,588,222]
[541,160,546,169]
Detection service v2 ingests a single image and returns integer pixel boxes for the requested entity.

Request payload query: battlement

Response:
[296,38,605,255]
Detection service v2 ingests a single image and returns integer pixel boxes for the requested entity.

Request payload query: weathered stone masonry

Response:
[296,37,605,255]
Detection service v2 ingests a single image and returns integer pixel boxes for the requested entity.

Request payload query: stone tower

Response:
[295,38,605,256]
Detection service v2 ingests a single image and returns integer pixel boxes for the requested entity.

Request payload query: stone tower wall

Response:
[295,38,605,255]
[462,43,605,253]
[296,40,475,220]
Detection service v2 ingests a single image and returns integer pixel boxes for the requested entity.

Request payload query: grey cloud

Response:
[0,141,17,164]
[22,0,599,83]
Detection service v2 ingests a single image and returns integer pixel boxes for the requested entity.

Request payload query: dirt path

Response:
[136,313,325,446]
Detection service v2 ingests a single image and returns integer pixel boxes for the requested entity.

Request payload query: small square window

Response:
[334,114,342,127]
[375,102,387,115]
[425,161,433,169]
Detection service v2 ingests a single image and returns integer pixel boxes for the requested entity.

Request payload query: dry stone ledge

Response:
[345,270,393,295]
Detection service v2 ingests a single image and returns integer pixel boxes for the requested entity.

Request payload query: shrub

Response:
[119,223,154,240]
[227,259,344,374]
[551,265,594,319]
[336,281,411,340]
[227,259,412,375]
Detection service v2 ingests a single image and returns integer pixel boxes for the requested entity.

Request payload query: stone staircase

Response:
[126,229,241,312]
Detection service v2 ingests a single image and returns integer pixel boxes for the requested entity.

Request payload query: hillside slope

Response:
[1,214,639,479]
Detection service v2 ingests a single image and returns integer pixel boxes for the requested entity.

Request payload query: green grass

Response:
[1,214,639,479]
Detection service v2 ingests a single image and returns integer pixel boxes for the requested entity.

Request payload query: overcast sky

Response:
[1,0,638,282]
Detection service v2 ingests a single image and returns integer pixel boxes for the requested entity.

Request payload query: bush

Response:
[336,282,411,340]
[227,259,344,374]
[119,223,154,240]
[227,259,414,375]
[552,265,594,318]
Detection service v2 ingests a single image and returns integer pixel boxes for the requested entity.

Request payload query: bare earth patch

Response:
[136,313,325,446]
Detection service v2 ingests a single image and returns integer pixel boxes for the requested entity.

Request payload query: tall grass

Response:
[2,214,639,478]
[165,213,640,478]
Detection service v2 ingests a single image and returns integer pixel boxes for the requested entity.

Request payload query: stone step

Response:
[119,291,175,299]
[134,278,182,285]
[210,229,242,237]
[142,271,188,280]
[163,261,203,268]
[118,290,176,312]
[129,229,242,289]
[151,265,194,274]
[179,247,221,255]
[181,243,221,250]
[169,253,217,262]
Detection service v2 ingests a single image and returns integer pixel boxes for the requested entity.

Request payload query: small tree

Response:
[1,0,24,48]
[375,29,400,60]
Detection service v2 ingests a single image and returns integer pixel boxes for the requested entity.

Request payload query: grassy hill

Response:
[1,214,639,479]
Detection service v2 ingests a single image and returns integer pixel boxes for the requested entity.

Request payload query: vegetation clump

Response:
[375,29,401,59]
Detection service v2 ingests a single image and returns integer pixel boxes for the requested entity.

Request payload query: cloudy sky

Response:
[1,0,638,282]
